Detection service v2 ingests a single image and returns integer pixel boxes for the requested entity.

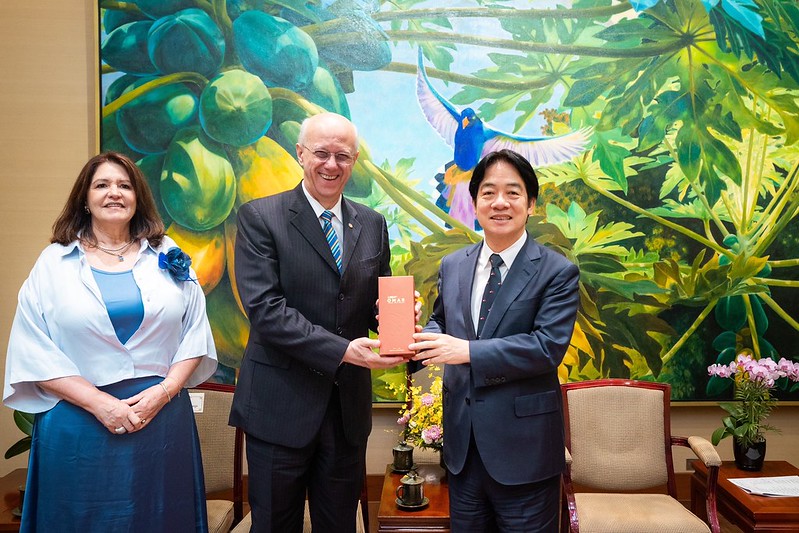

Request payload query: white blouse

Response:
[3,236,218,413]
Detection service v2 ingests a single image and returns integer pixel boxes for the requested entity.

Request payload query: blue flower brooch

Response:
[158,247,196,283]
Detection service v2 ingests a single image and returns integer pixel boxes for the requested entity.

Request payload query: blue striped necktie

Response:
[320,210,342,273]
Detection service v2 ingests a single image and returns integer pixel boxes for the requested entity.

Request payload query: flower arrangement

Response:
[396,366,443,451]
[159,247,196,283]
[708,353,799,448]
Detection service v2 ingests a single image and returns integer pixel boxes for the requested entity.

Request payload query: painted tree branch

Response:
[372,4,630,23]
[102,73,209,117]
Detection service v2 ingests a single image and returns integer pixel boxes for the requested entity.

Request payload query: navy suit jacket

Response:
[229,183,391,448]
[425,233,579,485]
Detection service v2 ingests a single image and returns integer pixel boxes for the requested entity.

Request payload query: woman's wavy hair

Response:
[51,151,165,247]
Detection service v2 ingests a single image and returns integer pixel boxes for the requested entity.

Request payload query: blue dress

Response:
[20,270,208,533]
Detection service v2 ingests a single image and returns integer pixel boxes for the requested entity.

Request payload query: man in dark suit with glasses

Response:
[231,113,406,532]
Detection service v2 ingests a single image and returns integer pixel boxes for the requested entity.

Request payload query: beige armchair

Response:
[189,383,244,533]
[561,379,721,533]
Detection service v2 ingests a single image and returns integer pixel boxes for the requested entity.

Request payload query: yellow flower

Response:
[396,366,443,450]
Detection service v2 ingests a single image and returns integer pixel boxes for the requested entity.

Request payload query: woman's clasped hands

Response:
[98,380,172,435]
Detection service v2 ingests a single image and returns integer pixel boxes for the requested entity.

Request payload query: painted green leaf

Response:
[592,131,630,192]
[564,78,611,108]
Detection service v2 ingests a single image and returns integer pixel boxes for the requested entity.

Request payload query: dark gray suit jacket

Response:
[229,183,390,448]
[425,233,579,484]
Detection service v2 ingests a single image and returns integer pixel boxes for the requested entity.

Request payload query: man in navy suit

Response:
[230,113,406,532]
[410,149,580,532]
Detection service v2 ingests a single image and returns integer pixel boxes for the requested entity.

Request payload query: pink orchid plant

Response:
[708,354,799,448]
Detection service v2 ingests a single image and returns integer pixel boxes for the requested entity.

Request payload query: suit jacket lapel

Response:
[459,243,482,341]
[288,185,340,275]
[480,234,541,339]
[341,199,361,273]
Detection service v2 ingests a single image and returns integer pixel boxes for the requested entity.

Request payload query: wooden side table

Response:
[377,463,450,532]
[0,469,25,532]
[691,460,799,533]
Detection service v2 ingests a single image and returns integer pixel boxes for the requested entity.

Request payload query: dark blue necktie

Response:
[477,253,503,338]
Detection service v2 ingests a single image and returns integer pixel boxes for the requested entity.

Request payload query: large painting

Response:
[99,0,799,402]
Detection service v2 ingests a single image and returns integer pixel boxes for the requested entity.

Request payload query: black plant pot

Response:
[733,438,766,471]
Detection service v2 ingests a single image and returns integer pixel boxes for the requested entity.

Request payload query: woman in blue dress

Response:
[3,151,218,532]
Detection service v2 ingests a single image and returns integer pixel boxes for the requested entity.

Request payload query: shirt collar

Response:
[301,180,343,222]
[60,240,81,256]
[479,232,528,271]
[61,237,155,257]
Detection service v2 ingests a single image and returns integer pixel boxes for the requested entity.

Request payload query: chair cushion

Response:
[207,499,234,533]
[573,493,711,533]
[230,512,250,533]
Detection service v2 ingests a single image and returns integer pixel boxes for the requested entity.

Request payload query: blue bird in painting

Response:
[416,48,592,228]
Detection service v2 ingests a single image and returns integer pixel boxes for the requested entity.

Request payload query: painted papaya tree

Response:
[99,0,799,400]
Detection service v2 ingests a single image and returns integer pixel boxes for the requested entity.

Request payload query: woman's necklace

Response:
[95,240,135,262]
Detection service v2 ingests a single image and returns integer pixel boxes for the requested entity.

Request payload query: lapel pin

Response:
[348,223,353,228]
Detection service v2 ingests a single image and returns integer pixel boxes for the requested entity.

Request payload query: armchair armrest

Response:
[680,436,721,533]
[565,447,572,466]
[687,436,722,467]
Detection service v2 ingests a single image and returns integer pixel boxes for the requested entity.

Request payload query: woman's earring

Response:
[84,205,90,214]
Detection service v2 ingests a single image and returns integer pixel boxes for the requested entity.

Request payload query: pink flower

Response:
[708,354,799,388]
[421,425,442,445]
[397,415,410,425]
[708,364,732,378]
[778,358,799,380]
[421,393,435,407]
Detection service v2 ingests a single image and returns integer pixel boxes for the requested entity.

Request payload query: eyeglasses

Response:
[301,144,355,166]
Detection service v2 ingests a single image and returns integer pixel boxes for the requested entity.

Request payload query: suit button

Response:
[338,293,345,301]
[336,327,343,335]
[465,397,470,405]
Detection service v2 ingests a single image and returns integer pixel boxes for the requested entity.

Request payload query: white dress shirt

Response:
[471,233,528,335]
[3,236,218,413]
[302,181,345,250]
